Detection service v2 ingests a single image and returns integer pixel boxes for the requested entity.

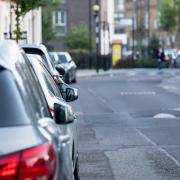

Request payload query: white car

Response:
[28,56,80,180]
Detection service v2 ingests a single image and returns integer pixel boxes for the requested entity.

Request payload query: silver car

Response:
[0,40,75,180]
[28,56,80,180]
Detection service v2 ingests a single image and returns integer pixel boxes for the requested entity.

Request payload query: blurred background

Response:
[0,0,180,70]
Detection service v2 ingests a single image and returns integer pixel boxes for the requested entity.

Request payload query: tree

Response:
[11,0,42,41]
[42,1,60,46]
[11,0,59,42]
[159,0,180,47]
[148,34,160,58]
[65,25,95,50]
[159,2,176,33]
[173,0,180,47]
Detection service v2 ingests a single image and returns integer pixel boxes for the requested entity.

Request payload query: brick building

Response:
[47,0,97,50]
[125,0,176,50]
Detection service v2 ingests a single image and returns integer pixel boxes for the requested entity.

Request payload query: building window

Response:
[53,11,67,36]
[114,27,125,34]
[114,0,125,34]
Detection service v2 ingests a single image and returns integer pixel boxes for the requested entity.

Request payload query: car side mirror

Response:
[66,87,78,102]
[54,103,74,124]
[55,65,65,76]
[59,83,79,102]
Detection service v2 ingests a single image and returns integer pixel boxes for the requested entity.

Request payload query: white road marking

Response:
[88,87,116,112]
[88,88,97,95]
[162,86,177,90]
[153,113,176,119]
[136,128,180,168]
[120,91,156,96]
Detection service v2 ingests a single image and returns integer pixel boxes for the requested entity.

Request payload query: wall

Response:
[0,0,42,44]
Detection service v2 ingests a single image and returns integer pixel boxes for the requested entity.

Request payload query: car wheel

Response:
[65,74,70,84]
[74,156,80,180]
[72,77,77,83]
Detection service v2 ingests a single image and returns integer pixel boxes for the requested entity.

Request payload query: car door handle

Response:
[59,135,70,143]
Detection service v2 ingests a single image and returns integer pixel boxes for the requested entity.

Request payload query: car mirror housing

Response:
[54,103,74,124]
[59,83,79,102]
[55,65,65,76]
[65,87,78,102]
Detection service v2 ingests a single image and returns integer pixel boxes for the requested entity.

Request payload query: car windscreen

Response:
[58,54,68,63]
[0,70,30,127]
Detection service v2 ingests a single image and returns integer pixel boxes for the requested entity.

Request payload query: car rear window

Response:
[0,70,30,127]
[23,48,49,67]
[58,54,68,63]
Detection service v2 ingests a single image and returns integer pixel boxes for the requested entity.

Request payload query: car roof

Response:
[20,43,48,53]
[0,40,22,71]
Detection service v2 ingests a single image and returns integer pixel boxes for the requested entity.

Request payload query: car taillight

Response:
[0,143,57,180]
[49,108,55,118]
[53,76,61,85]
[0,153,19,179]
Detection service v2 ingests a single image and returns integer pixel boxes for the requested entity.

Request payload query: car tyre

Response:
[65,74,70,84]
[74,156,80,180]
[72,76,77,83]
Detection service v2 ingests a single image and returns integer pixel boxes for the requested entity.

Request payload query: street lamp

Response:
[132,0,136,59]
[93,2,100,73]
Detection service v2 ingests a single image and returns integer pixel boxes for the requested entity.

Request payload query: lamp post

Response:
[93,2,100,73]
[100,21,111,70]
[9,0,13,39]
[89,0,92,68]
[132,0,136,59]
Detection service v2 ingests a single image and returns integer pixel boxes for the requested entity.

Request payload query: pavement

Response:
[77,68,180,78]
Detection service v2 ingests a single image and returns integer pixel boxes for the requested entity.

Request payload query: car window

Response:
[41,67,63,99]
[58,54,68,63]
[16,53,50,120]
[50,54,57,65]
[23,48,49,67]
[0,70,31,127]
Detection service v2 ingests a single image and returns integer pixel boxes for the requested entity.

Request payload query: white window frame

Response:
[53,11,67,36]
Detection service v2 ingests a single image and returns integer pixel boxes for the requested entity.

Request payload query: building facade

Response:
[48,0,128,54]
[48,0,94,50]
[0,0,42,44]
[125,0,176,50]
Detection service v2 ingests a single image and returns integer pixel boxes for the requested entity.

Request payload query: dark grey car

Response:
[50,52,77,84]
[0,40,74,180]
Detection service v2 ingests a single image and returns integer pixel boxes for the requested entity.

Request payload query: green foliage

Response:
[65,25,95,50]
[11,0,59,41]
[148,34,160,58]
[42,8,56,44]
[136,57,158,68]
[149,34,160,51]
[159,2,177,32]
[68,49,96,69]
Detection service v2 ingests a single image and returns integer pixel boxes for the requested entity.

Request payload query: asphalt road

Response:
[71,70,180,180]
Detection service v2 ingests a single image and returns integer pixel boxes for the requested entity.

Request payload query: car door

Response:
[39,63,77,161]
[19,52,75,179]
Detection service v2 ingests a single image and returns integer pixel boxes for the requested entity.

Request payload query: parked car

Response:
[27,53,78,102]
[28,55,80,180]
[164,48,178,67]
[50,52,77,83]
[0,40,75,180]
[21,44,65,84]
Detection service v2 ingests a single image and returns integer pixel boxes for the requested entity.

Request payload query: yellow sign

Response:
[112,43,122,66]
